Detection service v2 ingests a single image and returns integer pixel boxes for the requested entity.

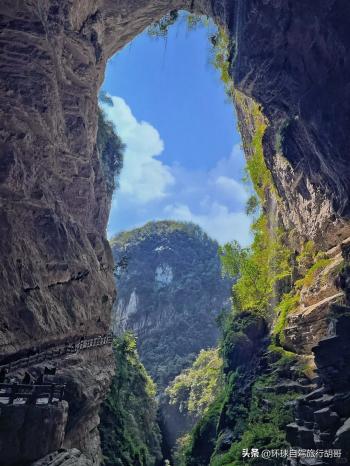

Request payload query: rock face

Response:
[282,239,347,359]
[1,0,350,464]
[284,243,350,464]
[286,308,350,463]
[0,1,118,461]
[111,221,231,388]
[185,312,270,465]
[31,449,93,466]
[0,402,68,466]
[230,0,350,248]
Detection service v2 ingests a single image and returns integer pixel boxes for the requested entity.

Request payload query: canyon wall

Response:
[0,0,350,464]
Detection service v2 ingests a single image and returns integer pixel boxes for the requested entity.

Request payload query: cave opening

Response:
[102,11,251,246]
[99,10,254,466]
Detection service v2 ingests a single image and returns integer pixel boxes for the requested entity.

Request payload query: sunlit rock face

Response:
[155,264,174,287]
[0,0,350,464]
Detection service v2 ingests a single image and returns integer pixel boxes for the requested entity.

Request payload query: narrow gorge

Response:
[0,1,350,465]
[108,221,231,460]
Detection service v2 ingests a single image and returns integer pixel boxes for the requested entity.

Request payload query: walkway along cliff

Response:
[0,0,350,464]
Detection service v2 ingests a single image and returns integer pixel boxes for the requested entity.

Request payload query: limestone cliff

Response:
[110,221,231,388]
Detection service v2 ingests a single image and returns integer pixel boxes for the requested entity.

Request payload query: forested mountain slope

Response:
[110,221,232,389]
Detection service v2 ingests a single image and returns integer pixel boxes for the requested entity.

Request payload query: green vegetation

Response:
[293,239,334,290]
[241,97,276,203]
[219,311,264,373]
[97,107,125,194]
[147,10,179,37]
[218,81,295,334]
[166,348,223,418]
[99,333,162,466]
[296,240,316,272]
[194,235,332,465]
[210,371,298,466]
[110,220,209,248]
[176,308,298,465]
[177,388,228,466]
[186,14,208,31]
[218,84,292,316]
[219,217,292,317]
[246,116,273,201]
[106,11,332,465]
[272,292,300,345]
[147,11,233,99]
[166,349,224,466]
[295,256,332,289]
[148,11,209,38]
[111,221,232,459]
[169,22,302,464]
[245,195,259,216]
[210,27,234,97]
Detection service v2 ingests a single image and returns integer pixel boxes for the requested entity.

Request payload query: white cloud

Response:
[215,176,248,202]
[100,96,174,203]
[104,95,252,246]
[164,202,252,246]
[212,143,245,176]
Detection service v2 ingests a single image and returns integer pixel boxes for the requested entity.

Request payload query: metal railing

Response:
[0,333,113,374]
[0,383,65,405]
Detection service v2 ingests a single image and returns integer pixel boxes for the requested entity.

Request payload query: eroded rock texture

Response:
[229,0,350,247]
[1,0,350,464]
[285,243,350,464]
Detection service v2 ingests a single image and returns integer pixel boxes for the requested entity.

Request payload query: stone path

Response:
[0,333,113,374]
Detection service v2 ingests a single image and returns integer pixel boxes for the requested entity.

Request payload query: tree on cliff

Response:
[97,98,125,195]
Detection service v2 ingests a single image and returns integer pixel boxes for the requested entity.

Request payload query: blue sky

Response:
[101,15,252,245]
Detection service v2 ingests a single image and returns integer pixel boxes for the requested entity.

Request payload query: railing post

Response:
[49,384,54,404]
[0,333,116,377]
[27,386,36,405]
[8,386,15,405]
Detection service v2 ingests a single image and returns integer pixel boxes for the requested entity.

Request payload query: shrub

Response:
[272,292,300,345]
[210,28,234,97]
[295,257,332,289]
[246,195,259,216]
[147,10,179,37]
[219,216,292,317]
[97,108,125,195]
[166,348,223,418]
[296,240,316,273]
